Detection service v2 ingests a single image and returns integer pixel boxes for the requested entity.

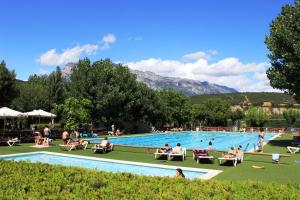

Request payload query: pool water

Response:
[90,131,277,152]
[1,153,207,179]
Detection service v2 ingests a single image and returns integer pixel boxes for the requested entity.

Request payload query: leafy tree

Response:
[202,99,231,126]
[230,109,245,122]
[157,90,192,127]
[55,97,92,131]
[245,107,271,127]
[0,60,18,107]
[68,58,159,125]
[191,104,208,126]
[48,67,65,107]
[12,75,49,111]
[265,0,300,102]
[283,108,300,126]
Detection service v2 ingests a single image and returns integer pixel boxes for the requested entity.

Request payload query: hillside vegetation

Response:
[190,92,296,106]
[0,161,299,199]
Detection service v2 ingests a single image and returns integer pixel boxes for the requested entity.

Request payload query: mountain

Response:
[132,70,237,95]
[62,63,237,95]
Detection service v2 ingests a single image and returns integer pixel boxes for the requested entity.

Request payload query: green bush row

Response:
[0,161,299,199]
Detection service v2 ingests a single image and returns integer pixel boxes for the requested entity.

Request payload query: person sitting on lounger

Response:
[35,132,43,145]
[223,146,237,158]
[62,130,69,144]
[171,143,182,154]
[97,137,109,148]
[175,168,185,178]
[158,144,172,153]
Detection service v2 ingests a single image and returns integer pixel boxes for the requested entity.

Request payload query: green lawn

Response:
[0,134,299,184]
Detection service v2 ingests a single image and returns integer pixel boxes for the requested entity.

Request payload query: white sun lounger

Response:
[59,141,88,151]
[287,145,300,154]
[154,149,170,159]
[218,151,244,167]
[168,148,187,161]
[7,138,21,147]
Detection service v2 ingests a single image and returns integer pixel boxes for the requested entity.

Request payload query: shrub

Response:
[0,161,299,199]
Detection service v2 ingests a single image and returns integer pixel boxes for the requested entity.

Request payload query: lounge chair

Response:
[193,149,214,164]
[154,148,171,159]
[7,138,21,147]
[218,151,244,167]
[59,141,88,151]
[92,143,114,153]
[287,145,300,154]
[168,148,187,161]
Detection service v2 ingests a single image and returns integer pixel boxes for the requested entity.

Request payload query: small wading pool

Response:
[89,131,278,152]
[0,152,222,180]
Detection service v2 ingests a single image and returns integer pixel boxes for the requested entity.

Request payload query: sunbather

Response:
[97,137,109,148]
[158,144,172,153]
[171,143,182,154]
[223,146,237,158]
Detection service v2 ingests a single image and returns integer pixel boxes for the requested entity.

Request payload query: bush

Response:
[0,161,299,199]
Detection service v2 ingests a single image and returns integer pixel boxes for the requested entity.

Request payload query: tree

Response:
[68,58,160,125]
[48,66,66,107]
[0,60,18,107]
[245,107,271,127]
[55,97,92,131]
[265,0,300,102]
[157,90,192,127]
[283,108,300,126]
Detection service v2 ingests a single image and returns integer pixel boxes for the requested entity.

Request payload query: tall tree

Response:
[265,0,300,102]
[48,66,65,108]
[157,90,192,127]
[0,61,18,107]
[68,58,159,125]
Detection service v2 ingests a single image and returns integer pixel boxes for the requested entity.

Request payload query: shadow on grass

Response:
[268,139,293,147]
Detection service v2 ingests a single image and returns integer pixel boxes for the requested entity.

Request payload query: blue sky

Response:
[0,0,294,91]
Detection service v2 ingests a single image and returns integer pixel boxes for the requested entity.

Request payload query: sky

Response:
[0,0,295,92]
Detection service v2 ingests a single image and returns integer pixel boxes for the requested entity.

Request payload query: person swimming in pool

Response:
[175,168,185,178]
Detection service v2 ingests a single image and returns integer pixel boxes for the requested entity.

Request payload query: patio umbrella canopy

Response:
[25,109,56,118]
[0,107,24,118]
[25,109,56,127]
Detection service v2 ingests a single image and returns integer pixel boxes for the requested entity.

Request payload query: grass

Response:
[0,134,299,184]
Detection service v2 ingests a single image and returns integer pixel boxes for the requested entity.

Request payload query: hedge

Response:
[0,161,299,199]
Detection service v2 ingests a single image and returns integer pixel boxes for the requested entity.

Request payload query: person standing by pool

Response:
[111,124,115,134]
[208,140,213,150]
[258,128,265,152]
[175,168,185,178]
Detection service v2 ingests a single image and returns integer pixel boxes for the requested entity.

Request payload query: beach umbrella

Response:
[25,109,56,125]
[0,107,24,136]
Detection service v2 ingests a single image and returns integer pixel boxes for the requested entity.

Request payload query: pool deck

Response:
[0,151,222,180]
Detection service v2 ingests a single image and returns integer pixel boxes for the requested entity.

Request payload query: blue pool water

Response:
[1,153,205,179]
[90,131,277,152]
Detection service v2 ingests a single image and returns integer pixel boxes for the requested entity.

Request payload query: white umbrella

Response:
[25,109,56,118]
[25,109,56,126]
[0,107,24,136]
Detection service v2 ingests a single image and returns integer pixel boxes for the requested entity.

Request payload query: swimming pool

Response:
[89,131,278,152]
[0,152,222,179]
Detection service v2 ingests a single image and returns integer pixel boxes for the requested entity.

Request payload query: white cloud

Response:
[36,34,117,66]
[182,50,217,61]
[125,51,278,92]
[101,34,116,49]
[36,44,98,65]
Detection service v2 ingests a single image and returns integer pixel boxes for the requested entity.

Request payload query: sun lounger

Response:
[218,151,244,167]
[287,145,300,154]
[168,148,187,161]
[92,143,114,153]
[154,149,171,159]
[59,141,88,151]
[193,149,214,163]
[7,138,21,146]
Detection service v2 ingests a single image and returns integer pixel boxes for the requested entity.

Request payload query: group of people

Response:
[222,145,243,158]
[33,126,51,146]
[109,124,123,136]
